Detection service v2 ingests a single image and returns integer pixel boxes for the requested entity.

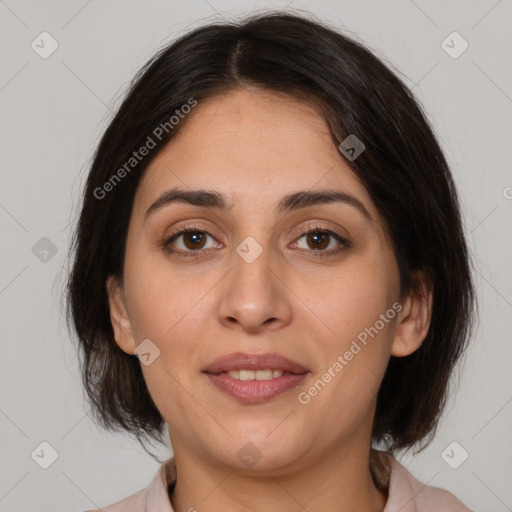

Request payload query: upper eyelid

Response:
[166,222,344,238]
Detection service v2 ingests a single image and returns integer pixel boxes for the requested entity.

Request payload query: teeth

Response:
[225,369,284,380]
[240,369,256,381]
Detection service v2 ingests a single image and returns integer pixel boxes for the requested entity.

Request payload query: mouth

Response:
[215,369,294,380]
[202,352,310,403]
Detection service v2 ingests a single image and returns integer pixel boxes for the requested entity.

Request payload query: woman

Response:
[67,11,476,511]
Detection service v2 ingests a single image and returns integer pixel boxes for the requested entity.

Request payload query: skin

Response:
[107,87,433,512]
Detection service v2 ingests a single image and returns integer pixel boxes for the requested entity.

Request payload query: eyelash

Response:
[162,223,351,259]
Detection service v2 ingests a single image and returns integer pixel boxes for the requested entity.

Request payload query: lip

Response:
[205,372,308,403]
[202,352,310,404]
[202,352,309,375]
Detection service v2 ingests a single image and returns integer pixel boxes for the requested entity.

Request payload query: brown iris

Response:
[306,231,329,250]
[182,231,207,250]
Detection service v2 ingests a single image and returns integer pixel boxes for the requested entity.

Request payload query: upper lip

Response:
[202,352,309,375]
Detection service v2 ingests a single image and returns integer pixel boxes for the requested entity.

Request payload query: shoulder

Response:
[82,487,147,511]
[82,457,176,511]
[371,450,473,511]
[388,455,473,511]
[414,482,474,511]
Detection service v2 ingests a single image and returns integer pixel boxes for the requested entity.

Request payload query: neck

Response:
[169,442,387,512]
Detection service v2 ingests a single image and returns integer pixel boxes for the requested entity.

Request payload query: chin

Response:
[210,432,307,474]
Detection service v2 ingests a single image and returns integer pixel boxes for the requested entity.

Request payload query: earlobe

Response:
[106,275,136,355]
[391,270,433,357]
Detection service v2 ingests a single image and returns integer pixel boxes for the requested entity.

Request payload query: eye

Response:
[292,225,350,257]
[162,223,350,259]
[163,226,222,257]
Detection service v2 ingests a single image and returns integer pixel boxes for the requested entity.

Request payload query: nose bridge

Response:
[231,207,277,278]
[237,234,273,289]
[232,230,276,304]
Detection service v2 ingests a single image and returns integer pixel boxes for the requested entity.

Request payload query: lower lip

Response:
[204,372,308,403]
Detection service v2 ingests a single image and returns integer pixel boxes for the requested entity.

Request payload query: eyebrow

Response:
[144,187,373,222]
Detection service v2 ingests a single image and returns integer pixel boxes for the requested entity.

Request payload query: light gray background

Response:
[1,1,511,511]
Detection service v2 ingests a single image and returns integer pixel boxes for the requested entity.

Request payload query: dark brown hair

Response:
[66,10,476,454]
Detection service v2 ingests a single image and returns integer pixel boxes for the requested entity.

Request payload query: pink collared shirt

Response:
[87,450,472,511]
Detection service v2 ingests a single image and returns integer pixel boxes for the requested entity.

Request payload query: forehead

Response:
[133,88,378,222]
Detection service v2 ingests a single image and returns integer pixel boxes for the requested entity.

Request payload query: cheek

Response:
[124,260,214,389]
[296,254,397,341]
[297,256,397,395]
[125,260,204,341]
[127,270,208,424]
[302,316,395,425]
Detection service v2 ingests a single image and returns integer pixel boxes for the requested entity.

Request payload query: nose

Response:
[216,239,293,334]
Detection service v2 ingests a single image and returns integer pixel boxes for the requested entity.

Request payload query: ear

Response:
[106,275,136,355]
[391,270,433,357]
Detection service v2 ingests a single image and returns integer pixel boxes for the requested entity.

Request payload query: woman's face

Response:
[108,88,416,473]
